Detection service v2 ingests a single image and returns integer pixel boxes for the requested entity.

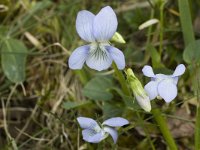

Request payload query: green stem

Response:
[143,9,154,65]
[112,63,130,96]
[159,1,165,55]
[147,10,154,45]
[195,106,200,150]
[151,108,177,150]
[195,65,200,150]
[74,70,89,85]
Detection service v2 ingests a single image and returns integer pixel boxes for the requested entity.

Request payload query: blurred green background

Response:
[0,0,200,149]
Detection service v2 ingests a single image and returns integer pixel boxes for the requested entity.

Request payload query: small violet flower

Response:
[142,64,186,103]
[68,6,125,71]
[77,117,129,143]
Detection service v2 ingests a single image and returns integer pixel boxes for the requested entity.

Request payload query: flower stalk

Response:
[112,63,130,96]
[194,65,200,150]
[74,70,89,85]
[151,108,178,150]
[195,106,200,150]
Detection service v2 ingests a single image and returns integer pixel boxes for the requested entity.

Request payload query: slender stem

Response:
[151,108,178,150]
[159,1,164,54]
[112,63,131,96]
[195,106,200,150]
[97,141,103,150]
[195,65,200,150]
[74,70,89,85]
[147,10,154,45]
[143,9,154,65]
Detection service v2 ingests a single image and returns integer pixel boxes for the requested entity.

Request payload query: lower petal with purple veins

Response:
[86,44,112,71]
[82,129,105,143]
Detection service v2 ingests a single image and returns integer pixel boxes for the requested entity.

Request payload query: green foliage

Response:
[178,0,195,46]
[29,0,52,14]
[0,0,199,149]
[0,25,8,37]
[63,101,91,110]
[83,76,114,101]
[112,87,140,110]
[1,38,28,83]
[183,40,200,64]
[148,45,164,68]
[103,102,124,119]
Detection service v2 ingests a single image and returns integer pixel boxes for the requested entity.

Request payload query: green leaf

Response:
[183,40,200,64]
[62,101,91,110]
[83,76,114,101]
[178,0,195,46]
[102,102,123,119]
[1,38,28,83]
[148,45,165,68]
[111,87,140,110]
[0,25,8,37]
[30,0,52,14]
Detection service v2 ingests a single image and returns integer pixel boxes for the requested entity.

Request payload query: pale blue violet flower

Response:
[77,117,129,143]
[142,64,186,103]
[68,6,125,71]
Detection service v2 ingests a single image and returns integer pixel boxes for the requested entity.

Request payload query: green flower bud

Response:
[111,32,126,44]
[125,68,151,112]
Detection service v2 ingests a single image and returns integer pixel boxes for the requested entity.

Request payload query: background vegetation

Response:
[0,0,200,149]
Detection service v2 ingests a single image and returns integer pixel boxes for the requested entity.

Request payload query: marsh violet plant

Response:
[125,68,151,112]
[68,6,125,71]
[142,64,186,103]
[77,117,129,143]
